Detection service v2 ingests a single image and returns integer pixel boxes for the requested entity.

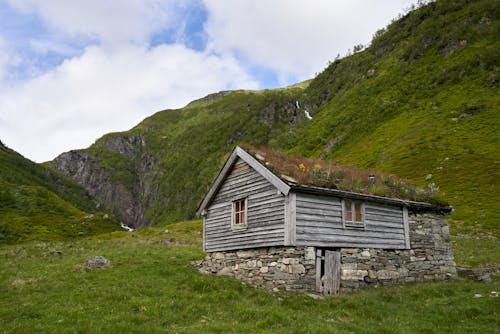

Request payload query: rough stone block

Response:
[361,250,371,257]
[246,260,257,268]
[341,269,368,281]
[342,263,357,270]
[213,252,225,260]
[305,247,316,262]
[377,270,400,280]
[217,267,234,277]
[290,264,306,274]
[358,264,371,270]
[237,250,256,258]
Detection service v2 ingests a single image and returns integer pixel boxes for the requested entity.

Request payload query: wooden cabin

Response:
[197,146,456,295]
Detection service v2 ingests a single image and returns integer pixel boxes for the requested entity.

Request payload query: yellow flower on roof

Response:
[298,163,306,172]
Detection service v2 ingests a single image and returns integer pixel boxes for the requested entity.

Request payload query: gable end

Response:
[196,146,290,216]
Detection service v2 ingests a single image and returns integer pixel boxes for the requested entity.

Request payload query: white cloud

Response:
[0,1,420,162]
[0,36,21,82]
[6,0,180,45]
[204,0,416,83]
[0,44,258,162]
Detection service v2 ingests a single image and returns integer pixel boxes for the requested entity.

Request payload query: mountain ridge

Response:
[44,0,498,236]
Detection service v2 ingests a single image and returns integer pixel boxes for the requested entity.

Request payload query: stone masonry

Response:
[200,212,457,294]
[200,246,317,291]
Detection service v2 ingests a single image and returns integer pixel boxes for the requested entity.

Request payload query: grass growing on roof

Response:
[241,144,447,205]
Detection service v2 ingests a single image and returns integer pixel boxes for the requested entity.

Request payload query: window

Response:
[343,200,364,229]
[232,198,247,229]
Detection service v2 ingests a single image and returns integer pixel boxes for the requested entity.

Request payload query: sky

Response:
[0,0,417,162]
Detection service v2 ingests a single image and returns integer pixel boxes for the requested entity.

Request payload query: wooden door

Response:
[317,250,340,295]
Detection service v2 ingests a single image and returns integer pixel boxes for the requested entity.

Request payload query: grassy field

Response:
[1,220,498,333]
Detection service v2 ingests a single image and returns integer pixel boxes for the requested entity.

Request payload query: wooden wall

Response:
[294,193,408,249]
[204,159,285,252]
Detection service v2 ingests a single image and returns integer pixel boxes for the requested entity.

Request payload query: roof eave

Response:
[290,185,452,213]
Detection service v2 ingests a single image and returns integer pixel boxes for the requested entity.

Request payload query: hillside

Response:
[0,141,120,243]
[50,0,498,239]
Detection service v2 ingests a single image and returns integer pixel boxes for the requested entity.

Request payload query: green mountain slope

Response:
[51,0,498,237]
[288,0,499,233]
[0,141,120,243]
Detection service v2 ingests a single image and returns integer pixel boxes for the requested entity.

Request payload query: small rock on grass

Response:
[306,293,324,300]
[82,256,110,270]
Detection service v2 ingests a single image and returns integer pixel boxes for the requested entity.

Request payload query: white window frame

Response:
[342,199,365,229]
[231,197,248,230]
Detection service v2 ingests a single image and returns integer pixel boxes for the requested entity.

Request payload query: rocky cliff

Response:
[51,91,306,227]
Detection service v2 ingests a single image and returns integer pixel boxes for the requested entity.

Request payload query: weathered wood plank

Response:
[206,228,284,241]
[284,193,297,246]
[297,226,404,240]
[205,216,284,231]
[297,239,406,249]
[321,251,340,296]
[365,214,404,224]
[296,193,342,205]
[205,237,284,251]
[403,207,410,249]
[296,200,342,212]
[296,236,405,247]
[214,180,271,200]
[295,214,343,224]
[316,249,322,292]
[365,205,403,217]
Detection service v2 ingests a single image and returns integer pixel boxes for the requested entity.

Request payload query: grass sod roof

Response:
[239,143,449,209]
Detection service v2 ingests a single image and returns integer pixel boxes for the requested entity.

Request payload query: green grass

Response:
[452,236,500,268]
[0,220,498,333]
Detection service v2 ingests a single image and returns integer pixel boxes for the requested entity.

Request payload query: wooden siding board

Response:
[295,214,342,224]
[296,227,405,240]
[283,193,296,246]
[204,159,286,251]
[295,192,405,249]
[295,235,405,247]
[206,228,284,241]
[403,207,410,249]
[298,239,406,250]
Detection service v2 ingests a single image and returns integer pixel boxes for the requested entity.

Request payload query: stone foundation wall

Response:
[200,212,457,294]
[200,247,316,291]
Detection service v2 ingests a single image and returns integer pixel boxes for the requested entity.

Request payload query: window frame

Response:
[231,197,248,230]
[342,199,365,229]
